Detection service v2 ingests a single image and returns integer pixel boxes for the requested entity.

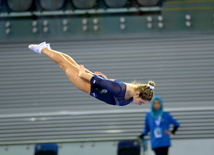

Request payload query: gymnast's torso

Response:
[90,74,133,106]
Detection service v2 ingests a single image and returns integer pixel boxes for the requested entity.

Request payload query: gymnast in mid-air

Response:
[28,42,155,106]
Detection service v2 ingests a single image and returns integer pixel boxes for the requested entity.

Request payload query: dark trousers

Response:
[153,147,169,155]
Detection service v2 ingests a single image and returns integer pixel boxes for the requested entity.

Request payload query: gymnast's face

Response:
[133,96,149,105]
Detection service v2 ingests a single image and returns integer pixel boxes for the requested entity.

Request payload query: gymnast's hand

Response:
[78,65,86,78]
[94,71,108,79]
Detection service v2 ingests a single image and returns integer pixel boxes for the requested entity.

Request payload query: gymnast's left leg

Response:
[28,42,92,94]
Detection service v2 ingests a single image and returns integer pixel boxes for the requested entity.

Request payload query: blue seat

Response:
[6,0,33,11]
[71,0,96,9]
[39,0,66,10]
[0,0,3,13]
[35,143,58,155]
[136,0,160,6]
[117,140,140,155]
[103,0,128,8]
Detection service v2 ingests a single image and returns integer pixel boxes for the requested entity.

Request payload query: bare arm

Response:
[77,65,93,81]
[94,71,115,81]
[78,65,115,82]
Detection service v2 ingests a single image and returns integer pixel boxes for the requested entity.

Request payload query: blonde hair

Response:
[131,81,155,101]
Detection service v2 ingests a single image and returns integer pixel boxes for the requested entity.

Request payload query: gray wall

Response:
[0,32,214,145]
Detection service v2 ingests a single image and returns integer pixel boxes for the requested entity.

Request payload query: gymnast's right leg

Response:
[28,42,92,94]
[46,43,93,74]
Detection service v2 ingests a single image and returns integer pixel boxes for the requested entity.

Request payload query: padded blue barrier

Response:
[35,143,58,155]
[117,140,141,155]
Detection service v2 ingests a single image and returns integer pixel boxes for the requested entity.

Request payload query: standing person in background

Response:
[139,95,180,155]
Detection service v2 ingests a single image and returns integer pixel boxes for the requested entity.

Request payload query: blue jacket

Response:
[142,112,180,149]
[141,96,180,149]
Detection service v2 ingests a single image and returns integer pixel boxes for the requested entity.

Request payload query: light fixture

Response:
[157,15,163,22]
[158,22,164,28]
[120,17,126,23]
[147,23,153,29]
[62,19,68,25]
[43,27,49,33]
[120,24,126,30]
[5,28,10,34]
[146,16,153,22]
[43,20,48,26]
[5,21,10,28]
[32,27,38,33]
[32,21,37,27]
[93,18,99,24]
[82,25,88,31]
[82,18,88,25]
[62,19,68,32]
[93,25,99,31]
[185,21,191,27]
[62,26,68,32]
[5,21,11,34]
[185,14,191,20]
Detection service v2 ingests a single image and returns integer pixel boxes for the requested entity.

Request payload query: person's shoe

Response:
[46,43,51,49]
[28,41,47,54]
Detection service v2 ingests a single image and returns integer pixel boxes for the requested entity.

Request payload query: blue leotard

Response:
[90,74,133,106]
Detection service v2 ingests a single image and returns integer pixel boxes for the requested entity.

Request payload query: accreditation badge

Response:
[154,127,162,138]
